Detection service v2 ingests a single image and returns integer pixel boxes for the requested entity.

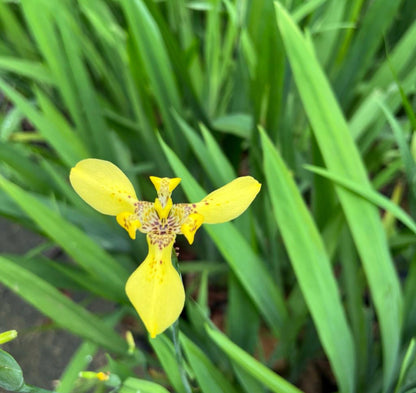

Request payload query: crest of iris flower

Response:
[70,159,261,338]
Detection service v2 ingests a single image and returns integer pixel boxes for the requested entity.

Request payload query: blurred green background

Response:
[0,0,416,392]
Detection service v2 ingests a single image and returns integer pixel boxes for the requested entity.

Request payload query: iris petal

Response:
[70,159,138,215]
[125,235,185,338]
[116,212,141,239]
[181,213,204,244]
[195,176,261,224]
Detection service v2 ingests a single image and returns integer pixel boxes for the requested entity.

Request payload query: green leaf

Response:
[56,341,97,393]
[0,2,33,57]
[120,0,182,151]
[180,334,239,393]
[232,363,266,393]
[119,377,171,393]
[305,165,416,235]
[226,274,259,353]
[56,12,116,161]
[275,4,402,389]
[0,142,51,193]
[261,128,356,393]
[0,257,127,355]
[0,79,89,167]
[212,113,253,139]
[200,123,236,184]
[173,112,220,185]
[0,57,54,84]
[150,334,188,393]
[365,19,416,93]
[0,349,24,392]
[377,98,416,213]
[333,0,402,106]
[206,326,303,393]
[393,338,416,393]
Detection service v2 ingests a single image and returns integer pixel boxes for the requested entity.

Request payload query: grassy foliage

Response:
[0,0,415,392]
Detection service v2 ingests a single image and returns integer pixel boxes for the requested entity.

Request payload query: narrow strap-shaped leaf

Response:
[261,129,356,393]
[333,0,402,106]
[0,257,127,355]
[377,99,416,214]
[0,78,89,167]
[206,326,303,393]
[305,165,416,235]
[150,335,188,393]
[56,341,97,393]
[120,0,182,151]
[120,378,171,393]
[180,334,240,393]
[275,4,402,389]
[0,57,55,84]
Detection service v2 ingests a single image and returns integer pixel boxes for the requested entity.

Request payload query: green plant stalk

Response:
[171,321,192,393]
[170,251,192,393]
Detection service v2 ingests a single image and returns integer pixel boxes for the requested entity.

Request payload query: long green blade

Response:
[180,334,239,393]
[56,342,97,393]
[261,129,355,393]
[0,257,127,355]
[0,78,89,167]
[275,3,402,389]
[150,335,188,393]
[305,165,416,235]
[206,326,303,393]
[120,378,171,393]
[120,0,182,151]
[0,57,55,84]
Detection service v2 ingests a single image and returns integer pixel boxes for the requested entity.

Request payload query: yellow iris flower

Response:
[70,159,261,338]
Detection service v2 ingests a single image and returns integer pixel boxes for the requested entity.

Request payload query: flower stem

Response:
[171,320,193,393]
[170,249,193,393]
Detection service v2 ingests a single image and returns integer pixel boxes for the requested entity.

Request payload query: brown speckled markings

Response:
[148,232,176,250]
[134,201,197,248]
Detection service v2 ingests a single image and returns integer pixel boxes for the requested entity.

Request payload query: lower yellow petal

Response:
[125,235,185,338]
[70,159,138,215]
[196,176,261,224]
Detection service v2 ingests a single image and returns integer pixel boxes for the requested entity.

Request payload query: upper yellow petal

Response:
[125,235,185,338]
[149,176,181,194]
[70,159,138,216]
[195,176,261,224]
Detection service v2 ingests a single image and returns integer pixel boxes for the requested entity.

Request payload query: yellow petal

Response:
[149,176,181,194]
[181,213,204,244]
[116,211,141,239]
[154,197,173,220]
[70,159,138,215]
[196,176,261,224]
[125,235,185,338]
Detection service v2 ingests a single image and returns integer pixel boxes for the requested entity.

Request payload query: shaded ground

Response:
[0,217,80,391]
